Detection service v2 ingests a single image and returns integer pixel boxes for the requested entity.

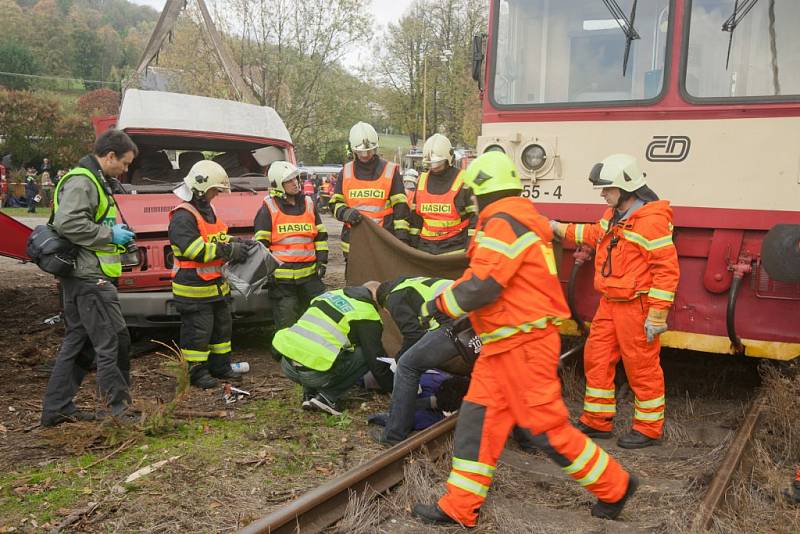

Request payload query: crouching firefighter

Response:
[551,154,679,449]
[412,152,637,527]
[254,161,328,330]
[169,160,255,389]
[271,283,395,416]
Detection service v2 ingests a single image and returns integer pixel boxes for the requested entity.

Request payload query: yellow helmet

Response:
[462,151,522,196]
[588,154,646,192]
[174,160,230,201]
[422,133,453,166]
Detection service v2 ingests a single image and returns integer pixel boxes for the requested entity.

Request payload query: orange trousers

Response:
[437,328,630,527]
[580,297,666,439]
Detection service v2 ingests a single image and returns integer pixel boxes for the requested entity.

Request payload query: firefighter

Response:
[41,129,138,426]
[551,154,679,449]
[412,152,636,527]
[254,161,328,330]
[330,122,410,256]
[169,160,253,389]
[787,469,800,504]
[271,283,394,415]
[371,276,465,445]
[409,134,476,255]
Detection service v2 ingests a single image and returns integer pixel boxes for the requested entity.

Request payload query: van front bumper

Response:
[119,289,271,328]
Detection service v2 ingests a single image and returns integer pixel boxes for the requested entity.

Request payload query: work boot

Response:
[784,480,800,504]
[189,363,219,389]
[301,391,315,410]
[617,429,660,449]
[368,426,400,447]
[575,420,614,440]
[591,474,639,520]
[412,504,464,526]
[307,393,342,416]
[208,356,242,382]
[41,410,96,428]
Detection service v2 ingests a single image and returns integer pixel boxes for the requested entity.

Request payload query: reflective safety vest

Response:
[391,277,452,329]
[272,290,381,371]
[405,188,416,210]
[263,195,317,264]
[341,161,396,225]
[53,167,122,278]
[302,180,315,195]
[169,203,228,281]
[415,171,469,241]
[321,182,333,196]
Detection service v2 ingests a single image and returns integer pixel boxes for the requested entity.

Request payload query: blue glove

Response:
[111,224,135,245]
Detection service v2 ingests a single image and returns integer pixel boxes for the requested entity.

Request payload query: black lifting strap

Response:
[601,234,620,278]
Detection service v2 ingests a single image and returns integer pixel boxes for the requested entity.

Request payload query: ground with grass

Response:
[0,208,50,219]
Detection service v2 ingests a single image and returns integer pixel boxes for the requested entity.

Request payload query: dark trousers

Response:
[269,277,326,331]
[280,347,369,403]
[176,299,233,372]
[383,327,459,442]
[41,277,131,424]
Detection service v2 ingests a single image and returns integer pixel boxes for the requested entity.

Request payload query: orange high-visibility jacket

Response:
[433,196,570,355]
[414,170,470,241]
[564,200,679,311]
[263,195,318,263]
[341,160,396,225]
[169,202,228,281]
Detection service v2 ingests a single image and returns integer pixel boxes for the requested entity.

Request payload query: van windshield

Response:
[491,0,671,106]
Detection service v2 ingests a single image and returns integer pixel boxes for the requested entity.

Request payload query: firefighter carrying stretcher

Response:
[254,161,328,331]
[551,154,679,449]
[168,160,256,389]
[411,151,636,527]
[330,121,410,256]
[409,134,476,255]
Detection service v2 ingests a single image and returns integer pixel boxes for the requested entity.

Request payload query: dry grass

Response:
[335,488,383,534]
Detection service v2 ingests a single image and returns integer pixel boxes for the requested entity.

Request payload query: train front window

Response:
[491,0,671,106]
[685,0,800,100]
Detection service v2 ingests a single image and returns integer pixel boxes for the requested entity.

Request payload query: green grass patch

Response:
[378,133,414,160]
[0,207,51,218]
[0,393,350,528]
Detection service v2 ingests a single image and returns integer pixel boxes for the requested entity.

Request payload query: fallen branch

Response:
[125,455,182,483]
[173,409,229,419]
[80,439,136,472]
[49,501,100,533]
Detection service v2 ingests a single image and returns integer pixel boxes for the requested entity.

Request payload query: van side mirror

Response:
[471,34,486,90]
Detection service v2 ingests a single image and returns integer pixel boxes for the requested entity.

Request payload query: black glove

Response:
[344,208,363,225]
[316,263,327,279]
[227,241,248,264]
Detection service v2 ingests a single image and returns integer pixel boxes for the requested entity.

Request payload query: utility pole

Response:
[422,55,427,142]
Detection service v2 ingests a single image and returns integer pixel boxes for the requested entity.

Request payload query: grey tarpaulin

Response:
[346,219,471,375]
[223,243,280,299]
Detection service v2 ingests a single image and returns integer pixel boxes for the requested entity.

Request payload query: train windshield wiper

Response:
[722,0,761,69]
[601,0,641,76]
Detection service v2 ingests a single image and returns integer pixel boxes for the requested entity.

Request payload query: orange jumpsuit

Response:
[430,196,631,527]
[564,200,679,439]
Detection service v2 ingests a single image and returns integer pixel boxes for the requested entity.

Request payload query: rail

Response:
[238,415,457,534]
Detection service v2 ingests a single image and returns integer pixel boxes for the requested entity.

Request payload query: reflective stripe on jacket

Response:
[434,197,570,354]
[169,203,229,292]
[53,167,122,279]
[264,195,317,264]
[564,200,679,310]
[272,289,381,371]
[342,160,396,225]
[391,276,452,329]
[415,170,469,241]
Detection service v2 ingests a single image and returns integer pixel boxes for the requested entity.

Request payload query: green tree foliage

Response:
[375,0,487,148]
[0,90,61,166]
[0,43,40,90]
[76,88,121,117]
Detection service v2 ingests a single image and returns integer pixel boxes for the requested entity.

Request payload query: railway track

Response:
[239,385,767,534]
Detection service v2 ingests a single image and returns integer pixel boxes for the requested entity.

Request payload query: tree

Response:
[0,89,61,167]
[0,42,40,90]
[76,88,121,117]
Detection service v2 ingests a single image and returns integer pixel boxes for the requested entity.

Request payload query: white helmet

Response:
[588,153,647,192]
[174,160,230,201]
[422,133,453,166]
[349,121,379,153]
[268,161,301,194]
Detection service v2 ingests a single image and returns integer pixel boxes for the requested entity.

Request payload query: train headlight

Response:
[483,144,505,154]
[521,144,547,171]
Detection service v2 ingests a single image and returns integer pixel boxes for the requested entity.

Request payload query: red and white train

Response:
[474,0,800,359]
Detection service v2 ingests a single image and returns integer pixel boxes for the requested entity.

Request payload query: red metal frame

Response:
[481,0,800,355]
[0,212,31,261]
